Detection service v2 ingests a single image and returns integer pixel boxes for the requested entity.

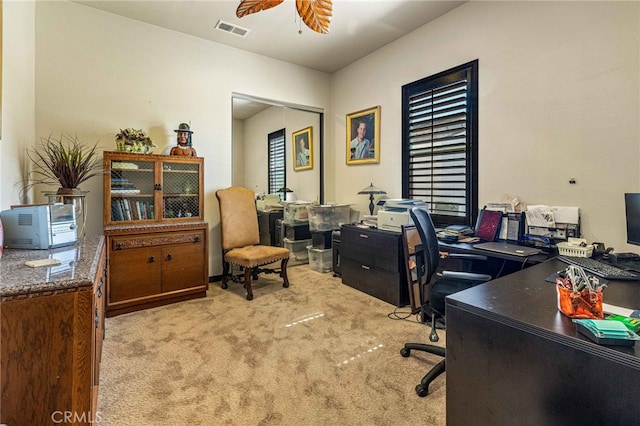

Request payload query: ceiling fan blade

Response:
[296,0,332,34]
[236,0,285,18]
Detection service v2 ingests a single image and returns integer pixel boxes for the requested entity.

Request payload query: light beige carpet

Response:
[97,264,446,425]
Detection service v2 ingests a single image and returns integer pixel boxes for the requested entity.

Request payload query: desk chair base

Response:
[400,344,446,397]
[221,258,290,300]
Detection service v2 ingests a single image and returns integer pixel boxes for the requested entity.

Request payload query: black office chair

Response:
[400,206,492,397]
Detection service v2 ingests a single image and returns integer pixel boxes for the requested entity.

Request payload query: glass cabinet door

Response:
[109,159,155,222]
[161,161,201,219]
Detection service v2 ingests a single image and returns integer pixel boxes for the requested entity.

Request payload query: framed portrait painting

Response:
[292,126,313,171]
[346,106,380,165]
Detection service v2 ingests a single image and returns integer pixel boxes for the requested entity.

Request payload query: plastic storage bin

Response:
[307,246,333,273]
[283,201,311,225]
[283,237,312,261]
[307,204,352,232]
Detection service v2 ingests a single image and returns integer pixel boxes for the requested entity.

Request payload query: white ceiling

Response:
[74,0,466,74]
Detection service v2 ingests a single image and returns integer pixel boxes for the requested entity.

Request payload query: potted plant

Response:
[26,133,102,195]
[115,128,157,153]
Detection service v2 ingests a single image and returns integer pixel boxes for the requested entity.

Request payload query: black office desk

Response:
[446,258,640,425]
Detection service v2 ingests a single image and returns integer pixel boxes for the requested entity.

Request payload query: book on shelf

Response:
[111,189,141,194]
[112,202,124,221]
[121,199,132,220]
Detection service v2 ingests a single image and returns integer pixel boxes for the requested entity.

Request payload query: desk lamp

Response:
[277,186,293,201]
[358,183,386,216]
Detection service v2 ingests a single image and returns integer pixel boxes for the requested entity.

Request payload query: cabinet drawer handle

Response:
[97,285,103,298]
[361,265,371,270]
[115,242,123,250]
[359,234,369,239]
[194,236,201,243]
[149,256,155,263]
[167,253,173,261]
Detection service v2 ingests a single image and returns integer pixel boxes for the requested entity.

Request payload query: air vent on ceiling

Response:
[215,20,250,38]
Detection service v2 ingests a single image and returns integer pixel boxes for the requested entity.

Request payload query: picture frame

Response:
[292,126,313,171]
[346,106,380,165]
[401,224,423,314]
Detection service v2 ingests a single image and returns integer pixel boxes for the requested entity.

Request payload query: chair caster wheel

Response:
[415,384,428,397]
[400,348,410,357]
[221,282,228,289]
[246,294,253,300]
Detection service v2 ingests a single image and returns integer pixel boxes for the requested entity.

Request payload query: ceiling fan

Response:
[236,0,333,34]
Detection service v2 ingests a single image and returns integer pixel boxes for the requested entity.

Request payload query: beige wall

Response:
[0,0,35,208]
[331,1,640,251]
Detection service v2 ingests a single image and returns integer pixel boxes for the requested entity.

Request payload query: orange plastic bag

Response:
[556,285,603,319]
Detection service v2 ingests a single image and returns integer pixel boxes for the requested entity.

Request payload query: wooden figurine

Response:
[170,123,197,156]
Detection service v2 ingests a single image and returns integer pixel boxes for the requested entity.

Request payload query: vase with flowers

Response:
[115,128,157,154]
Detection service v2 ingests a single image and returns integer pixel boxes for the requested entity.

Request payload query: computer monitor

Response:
[624,193,640,246]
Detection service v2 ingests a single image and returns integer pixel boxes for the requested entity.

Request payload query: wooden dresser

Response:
[340,225,409,307]
[0,237,106,425]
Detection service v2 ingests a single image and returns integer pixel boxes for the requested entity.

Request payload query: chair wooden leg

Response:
[244,268,254,300]
[221,260,230,289]
[280,258,290,288]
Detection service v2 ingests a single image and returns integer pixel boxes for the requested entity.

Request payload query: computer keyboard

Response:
[557,256,640,281]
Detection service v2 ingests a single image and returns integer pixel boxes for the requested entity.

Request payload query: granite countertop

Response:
[0,235,105,298]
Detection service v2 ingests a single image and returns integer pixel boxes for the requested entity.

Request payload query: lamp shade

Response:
[357,183,386,216]
[358,183,386,195]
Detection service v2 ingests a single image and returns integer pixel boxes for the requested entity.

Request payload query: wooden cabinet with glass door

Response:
[103,151,203,225]
[103,152,208,316]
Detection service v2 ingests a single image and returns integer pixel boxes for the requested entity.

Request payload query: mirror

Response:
[232,93,324,204]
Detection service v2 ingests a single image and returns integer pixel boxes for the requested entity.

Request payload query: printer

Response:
[377,199,426,232]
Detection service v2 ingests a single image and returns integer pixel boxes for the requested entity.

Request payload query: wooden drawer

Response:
[110,230,203,250]
[341,258,408,307]
[340,226,401,273]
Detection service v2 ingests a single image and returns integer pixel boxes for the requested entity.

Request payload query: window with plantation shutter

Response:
[268,129,286,198]
[402,60,479,227]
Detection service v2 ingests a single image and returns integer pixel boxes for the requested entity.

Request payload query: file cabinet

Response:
[340,225,409,307]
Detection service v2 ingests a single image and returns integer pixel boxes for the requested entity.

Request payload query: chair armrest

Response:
[441,271,492,281]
